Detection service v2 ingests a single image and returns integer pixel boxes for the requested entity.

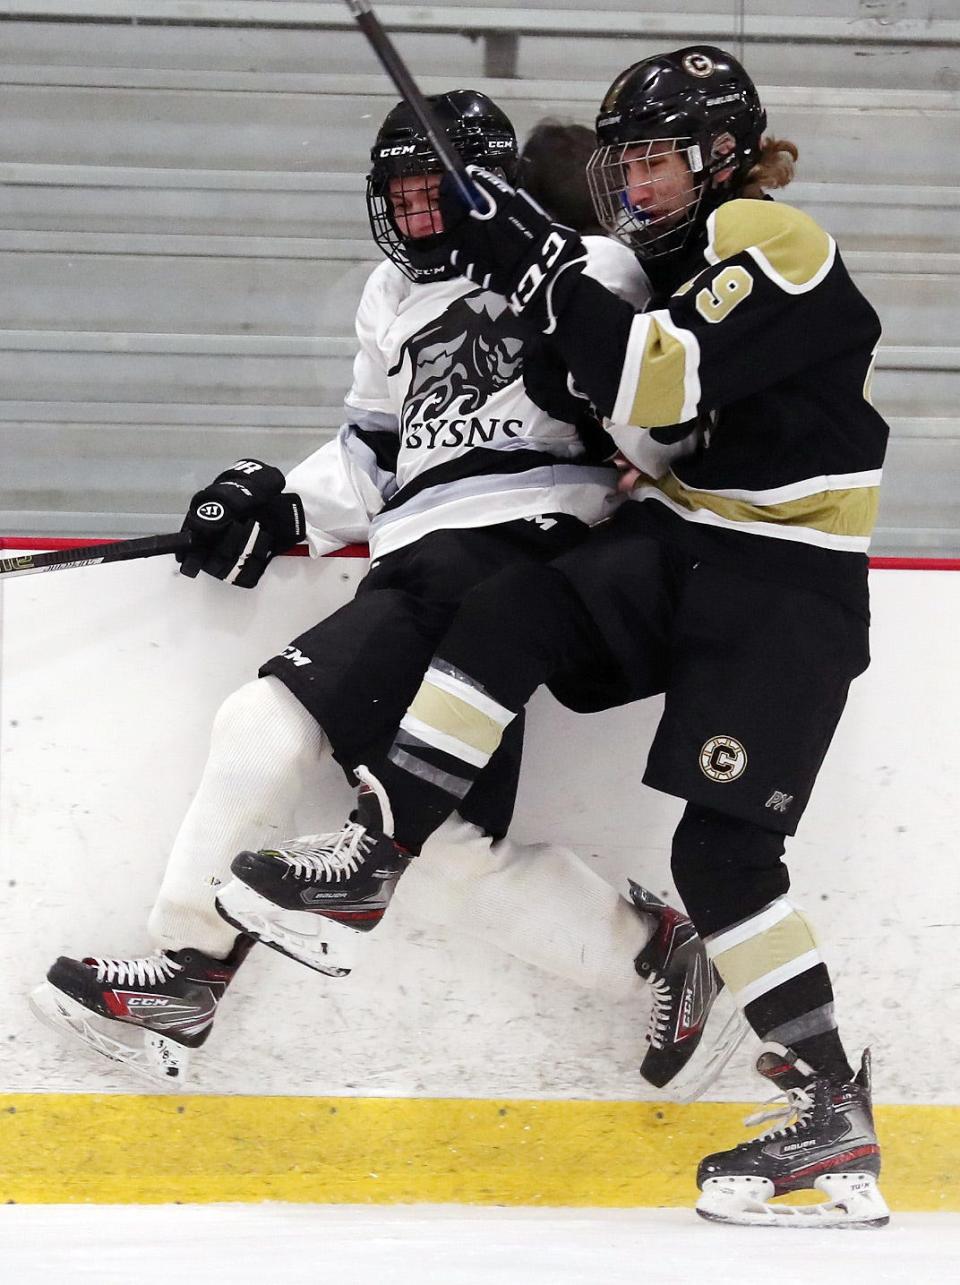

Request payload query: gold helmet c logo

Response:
[683,52,716,78]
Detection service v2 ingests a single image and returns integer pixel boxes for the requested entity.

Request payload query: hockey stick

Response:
[0,532,192,580]
[342,0,483,211]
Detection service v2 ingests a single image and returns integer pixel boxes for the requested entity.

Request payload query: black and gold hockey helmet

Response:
[587,46,767,260]
[367,89,518,283]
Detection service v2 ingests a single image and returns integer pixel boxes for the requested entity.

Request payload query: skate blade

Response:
[667,987,751,1104]
[695,1173,890,1229]
[215,881,355,978]
[28,982,190,1088]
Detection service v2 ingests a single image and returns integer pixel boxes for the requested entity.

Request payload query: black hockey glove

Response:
[178,459,305,588]
[439,167,588,336]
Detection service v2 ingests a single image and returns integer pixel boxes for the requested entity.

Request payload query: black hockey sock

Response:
[376,563,606,852]
[672,804,854,1085]
[377,652,523,851]
[789,1030,855,1084]
[375,740,484,855]
[745,966,854,1083]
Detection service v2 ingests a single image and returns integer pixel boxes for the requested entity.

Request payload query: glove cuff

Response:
[261,492,306,553]
[213,459,286,496]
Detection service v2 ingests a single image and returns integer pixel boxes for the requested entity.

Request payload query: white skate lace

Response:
[645,973,673,1049]
[89,953,183,987]
[275,821,375,882]
[744,1086,815,1140]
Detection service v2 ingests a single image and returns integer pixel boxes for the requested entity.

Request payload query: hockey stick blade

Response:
[0,532,193,579]
[342,0,482,211]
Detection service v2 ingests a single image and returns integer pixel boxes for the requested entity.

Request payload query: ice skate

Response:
[215,766,412,975]
[695,1044,889,1228]
[29,934,253,1087]
[630,882,747,1100]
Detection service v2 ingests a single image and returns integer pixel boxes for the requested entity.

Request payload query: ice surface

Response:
[1,1204,957,1285]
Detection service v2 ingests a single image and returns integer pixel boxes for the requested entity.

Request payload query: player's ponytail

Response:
[739,137,799,198]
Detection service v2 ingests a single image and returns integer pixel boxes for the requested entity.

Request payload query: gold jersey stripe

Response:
[657,473,880,538]
[708,200,834,292]
[626,315,695,428]
[711,908,818,999]
[406,681,506,758]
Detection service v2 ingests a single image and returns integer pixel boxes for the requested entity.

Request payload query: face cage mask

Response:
[366,166,511,283]
[366,170,449,283]
[586,137,707,261]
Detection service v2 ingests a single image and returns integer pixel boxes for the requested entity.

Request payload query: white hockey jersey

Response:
[288,237,650,561]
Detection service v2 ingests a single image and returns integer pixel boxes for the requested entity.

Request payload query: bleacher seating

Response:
[1,1,958,551]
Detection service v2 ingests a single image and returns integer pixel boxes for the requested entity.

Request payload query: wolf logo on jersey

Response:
[283,235,648,561]
[392,292,525,441]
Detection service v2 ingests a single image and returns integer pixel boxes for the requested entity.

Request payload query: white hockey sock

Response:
[147,676,326,957]
[396,816,653,998]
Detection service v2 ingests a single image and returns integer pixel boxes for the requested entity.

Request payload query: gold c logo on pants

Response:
[699,735,748,782]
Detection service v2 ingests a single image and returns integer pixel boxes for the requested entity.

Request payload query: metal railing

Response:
[3,2,958,78]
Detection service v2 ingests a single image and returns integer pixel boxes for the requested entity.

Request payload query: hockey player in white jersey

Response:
[31,91,739,1096]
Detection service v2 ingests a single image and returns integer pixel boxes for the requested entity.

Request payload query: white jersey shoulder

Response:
[292,244,639,561]
[582,235,651,310]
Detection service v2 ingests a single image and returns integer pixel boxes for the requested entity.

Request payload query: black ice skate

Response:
[29,934,253,1087]
[215,766,412,976]
[696,1044,889,1228]
[630,882,747,1100]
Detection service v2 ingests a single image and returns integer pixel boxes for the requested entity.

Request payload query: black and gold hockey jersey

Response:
[559,198,889,619]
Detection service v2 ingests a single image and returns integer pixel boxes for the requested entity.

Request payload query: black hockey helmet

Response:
[367,89,518,283]
[587,46,767,260]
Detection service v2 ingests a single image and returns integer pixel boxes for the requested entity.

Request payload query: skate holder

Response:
[696,1172,890,1228]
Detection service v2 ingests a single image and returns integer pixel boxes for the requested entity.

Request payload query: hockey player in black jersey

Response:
[32,91,739,1101]
[225,50,891,1226]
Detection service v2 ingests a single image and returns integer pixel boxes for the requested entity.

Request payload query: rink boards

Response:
[0,546,957,1208]
[2,1092,959,1210]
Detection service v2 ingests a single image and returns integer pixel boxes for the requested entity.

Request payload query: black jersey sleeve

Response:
[554,200,882,430]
